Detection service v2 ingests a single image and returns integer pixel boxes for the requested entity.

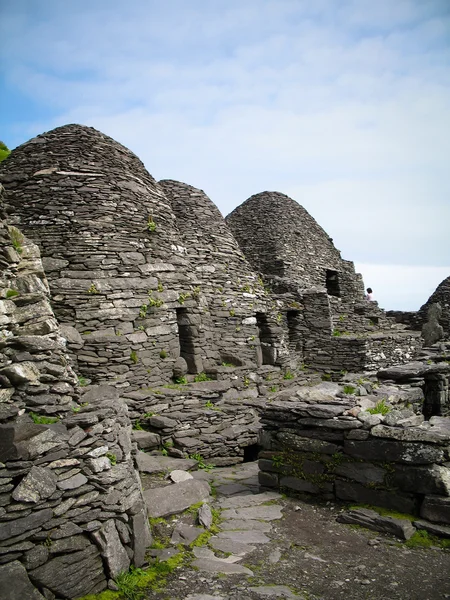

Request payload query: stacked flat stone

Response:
[258,376,450,527]
[227,191,421,371]
[417,277,450,339]
[0,183,78,419]
[0,125,192,390]
[160,180,286,370]
[0,386,151,598]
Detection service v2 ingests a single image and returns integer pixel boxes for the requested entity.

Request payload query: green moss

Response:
[404,529,450,549]
[159,350,167,359]
[349,504,416,522]
[5,289,18,298]
[29,412,59,424]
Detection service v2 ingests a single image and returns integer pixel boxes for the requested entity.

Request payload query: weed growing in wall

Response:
[159,350,167,359]
[147,216,157,232]
[178,292,191,304]
[283,371,294,380]
[130,351,139,364]
[190,453,213,471]
[8,226,24,254]
[87,283,99,294]
[343,385,356,395]
[194,372,213,382]
[29,412,59,425]
[5,289,18,298]
[367,399,391,415]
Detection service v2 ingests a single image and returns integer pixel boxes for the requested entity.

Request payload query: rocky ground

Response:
[138,461,450,600]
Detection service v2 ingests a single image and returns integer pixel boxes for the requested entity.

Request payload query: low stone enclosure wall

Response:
[258,362,450,532]
[0,386,151,599]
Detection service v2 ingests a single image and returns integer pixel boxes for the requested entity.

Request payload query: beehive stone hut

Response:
[227,191,421,370]
[159,180,290,371]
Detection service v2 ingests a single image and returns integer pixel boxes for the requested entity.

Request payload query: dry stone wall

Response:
[0,125,193,390]
[258,375,450,527]
[159,180,285,370]
[416,276,450,339]
[0,187,151,598]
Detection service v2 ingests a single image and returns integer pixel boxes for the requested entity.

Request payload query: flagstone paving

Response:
[143,461,450,600]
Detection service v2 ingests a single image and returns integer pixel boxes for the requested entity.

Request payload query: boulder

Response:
[0,560,45,600]
[143,479,210,518]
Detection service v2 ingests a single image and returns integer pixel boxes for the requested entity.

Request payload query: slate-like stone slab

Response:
[216,482,250,496]
[221,505,283,521]
[220,519,272,532]
[217,530,270,544]
[219,491,281,509]
[198,503,213,528]
[12,465,57,502]
[191,557,253,575]
[29,545,106,598]
[413,519,450,538]
[171,523,204,546]
[132,430,160,449]
[92,519,130,578]
[0,560,45,600]
[135,451,197,474]
[420,495,450,524]
[144,479,210,518]
[0,508,52,542]
[209,536,256,556]
[337,508,415,540]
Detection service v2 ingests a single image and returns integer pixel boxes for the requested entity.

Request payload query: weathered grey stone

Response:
[171,523,204,546]
[92,519,130,578]
[420,495,450,524]
[0,422,46,462]
[277,432,339,455]
[333,462,386,486]
[0,362,40,385]
[29,545,105,598]
[0,560,45,600]
[12,466,57,503]
[337,508,415,540]
[371,423,450,444]
[131,430,160,449]
[198,503,213,528]
[22,545,49,570]
[135,452,197,474]
[413,519,450,538]
[144,480,210,518]
[57,473,88,490]
[217,530,270,544]
[390,464,450,495]
[220,519,272,532]
[344,439,445,464]
[209,536,255,556]
[335,480,417,515]
[220,505,283,521]
[219,491,281,509]
[149,415,178,429]
[131,508,152,567]
[0,509,52,542]
[170,469,193,483]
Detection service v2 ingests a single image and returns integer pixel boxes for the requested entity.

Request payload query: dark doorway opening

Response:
[176,307,202,373]
[243,444,261,463]
[287,310,302,352]
[326,270,340,297]
[256,313,276,365]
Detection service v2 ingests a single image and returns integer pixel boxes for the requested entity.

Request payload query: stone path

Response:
[143,460,450,600]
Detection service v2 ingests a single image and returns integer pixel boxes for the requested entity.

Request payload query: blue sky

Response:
[1,0,449,310]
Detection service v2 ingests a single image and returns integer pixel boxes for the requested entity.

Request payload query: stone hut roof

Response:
[226,191,346,290]
[417,276,450,337]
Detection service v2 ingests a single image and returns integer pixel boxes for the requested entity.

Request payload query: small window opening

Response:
[256,313,276,365]
[326,270,340,297]
[243,444,261,463]
[176,307,201,373]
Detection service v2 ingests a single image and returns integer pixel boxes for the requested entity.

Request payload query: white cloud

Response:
[2,0,450,310]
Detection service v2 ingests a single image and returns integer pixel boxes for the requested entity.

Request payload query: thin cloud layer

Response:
[1,0,449,310]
